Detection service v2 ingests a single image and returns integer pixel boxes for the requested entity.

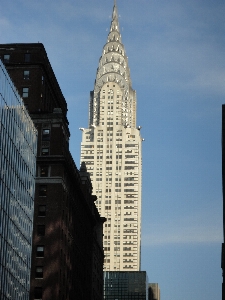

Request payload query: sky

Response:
[0,0,224,299]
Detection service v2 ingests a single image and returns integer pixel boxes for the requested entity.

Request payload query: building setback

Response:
[0,60,37,299]
[80,1,142,271]
[0,44,105,300]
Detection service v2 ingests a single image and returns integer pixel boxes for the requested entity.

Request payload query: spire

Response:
[92,1,132,97]
[90,1,135,127]
[110,0,120,34]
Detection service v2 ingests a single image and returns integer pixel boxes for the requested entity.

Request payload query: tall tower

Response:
[80,2,142,271]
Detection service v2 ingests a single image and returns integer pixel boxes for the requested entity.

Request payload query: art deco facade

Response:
[0,44,105,300]
[80,3,142,271]
[0,60,37,299]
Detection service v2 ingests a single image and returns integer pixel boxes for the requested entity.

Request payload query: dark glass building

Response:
[104,271,148,300]
[0,60,37,299]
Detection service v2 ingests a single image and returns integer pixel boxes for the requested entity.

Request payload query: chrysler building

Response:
[80,1,142,271]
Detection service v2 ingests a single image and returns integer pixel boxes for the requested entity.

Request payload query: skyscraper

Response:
[80,2,142,271]
[0,59,37,300]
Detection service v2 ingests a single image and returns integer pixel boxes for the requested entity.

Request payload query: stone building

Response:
[80,1,143,272]
[0,43,105,300]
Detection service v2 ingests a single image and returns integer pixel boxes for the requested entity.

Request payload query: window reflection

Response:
[22,87,29,98]
[41,147,49,155]
[42,129,50,141]
[0,60,37,299]
[36,246,44,257]
[3,54,10,63]
[35,267,43,278]
[40,166,48,177]
[23,70,30,80]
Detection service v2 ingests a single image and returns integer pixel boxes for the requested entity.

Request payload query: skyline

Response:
[0,0,224,299]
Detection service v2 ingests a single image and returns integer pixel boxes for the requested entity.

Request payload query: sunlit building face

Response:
[80,2,142,271]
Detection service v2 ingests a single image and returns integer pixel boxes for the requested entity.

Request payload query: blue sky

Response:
[1,0,224,299]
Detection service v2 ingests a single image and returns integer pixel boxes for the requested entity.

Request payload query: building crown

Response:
[93,1,131,95]
[89,1,137,128]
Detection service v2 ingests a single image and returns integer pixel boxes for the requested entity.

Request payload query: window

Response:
[36,246,44,257]
[40,166,48,177]
[41,148,49,155]
[35,267,43,278]
[3,54,10,63]
[22,87,29,98]
[42,129,50,141]
[37,225,45,236]
[39,185,47,196]
[34,287,42,299]
[24,53,30,62]
[124,166,135,170]
[38,205,46,217]
[23,70,29,80]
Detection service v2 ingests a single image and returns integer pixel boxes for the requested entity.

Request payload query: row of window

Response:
[3,53,31,63]
[22,81,45,99]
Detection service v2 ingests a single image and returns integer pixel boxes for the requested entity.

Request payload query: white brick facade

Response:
[80,3,142,271]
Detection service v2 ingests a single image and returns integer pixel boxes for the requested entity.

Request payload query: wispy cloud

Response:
[142,210,222,246]
[122,0,225,97]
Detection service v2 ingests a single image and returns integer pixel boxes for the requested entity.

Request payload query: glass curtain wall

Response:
[0,60,37,300]
[104,271,148,300]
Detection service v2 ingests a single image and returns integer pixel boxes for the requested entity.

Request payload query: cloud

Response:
[142,226,222,246]
[1,0,224,100]
[142,210,222,246]
[0,16,10,28]
[129,31,225,96]
[122,0,225,97]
